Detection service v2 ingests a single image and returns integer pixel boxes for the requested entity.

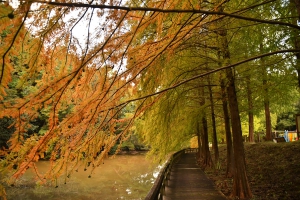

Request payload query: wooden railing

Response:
[184,148,198,153]
[145,148,198,200]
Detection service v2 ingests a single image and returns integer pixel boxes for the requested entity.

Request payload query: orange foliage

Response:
[1,0,195,182]
[0,0,228,191]
[0,1,296,200]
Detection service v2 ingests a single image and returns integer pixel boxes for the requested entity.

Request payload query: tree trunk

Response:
[260,43,272,141]
[225,68,252,199]
[264,95,272,140]
[217,9,252,198]
[208,76,219,164]
[220,79,234,177]
[200,114,213,169]
[196,120,202,160]
[198,84,213,169]
[246,75,254,143]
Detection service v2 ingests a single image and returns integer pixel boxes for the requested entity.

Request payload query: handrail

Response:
[145,148,198,200]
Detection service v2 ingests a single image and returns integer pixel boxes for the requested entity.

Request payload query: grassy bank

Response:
[206,141,300,200]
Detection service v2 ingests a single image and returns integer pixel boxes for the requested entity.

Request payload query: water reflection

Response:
[126,188,131,194]
[152,164,164,180]
[6,154,160,200]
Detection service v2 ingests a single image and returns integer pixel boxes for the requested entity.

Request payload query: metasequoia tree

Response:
[214,0,252,197]
[0,2,141,187]
[246,72,255,142]
[0,0,300,199]
[220,78,234,177]
[208,75,219,164]
[198,83,213,169]
[229,1,298,141]
[290,0,300,88]
[260,42,273,141]
[236,0,299,141]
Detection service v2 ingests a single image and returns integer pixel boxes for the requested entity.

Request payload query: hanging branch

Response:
[28,0,300,30]
[114,49,300,108]
[0,3,31,87]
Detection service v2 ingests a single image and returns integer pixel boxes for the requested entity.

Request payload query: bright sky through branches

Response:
[8,0,130,73]
[0,2,300,200]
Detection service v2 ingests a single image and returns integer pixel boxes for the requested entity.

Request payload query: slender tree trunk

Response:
[208,76,219,164]
[260,43,272,141]
[196,120,202,159]
[199,84,213,169]
[246,75,254,143]
[201,113,213,169]
[220,79,234,177]
[264,95,272,140]
[217,7,252,197]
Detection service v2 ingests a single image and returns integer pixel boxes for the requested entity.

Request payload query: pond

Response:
[5,153,160,200]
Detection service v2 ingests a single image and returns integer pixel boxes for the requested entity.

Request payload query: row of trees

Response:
[0,0,299,199]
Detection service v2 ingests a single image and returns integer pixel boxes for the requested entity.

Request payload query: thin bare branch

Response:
[0,4,31,85]
[29,0,300,30]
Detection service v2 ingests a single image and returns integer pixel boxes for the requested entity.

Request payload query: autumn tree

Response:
[0,1,300,200]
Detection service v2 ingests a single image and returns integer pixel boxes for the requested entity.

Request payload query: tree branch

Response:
[1,4,31,85]
[116,49,300,107]
[29,0,300,30]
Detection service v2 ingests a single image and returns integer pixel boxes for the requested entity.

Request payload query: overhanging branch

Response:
[116,49,300,107]
[29,0,300,30]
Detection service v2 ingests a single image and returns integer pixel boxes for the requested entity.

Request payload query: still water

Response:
[6,154,160,200]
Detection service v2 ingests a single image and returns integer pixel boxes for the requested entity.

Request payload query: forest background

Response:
[0,0,300,199]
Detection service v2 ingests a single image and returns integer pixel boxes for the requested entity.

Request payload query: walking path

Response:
[162,152,226,200]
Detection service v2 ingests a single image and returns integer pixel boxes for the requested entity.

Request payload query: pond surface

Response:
[6,154,160,200]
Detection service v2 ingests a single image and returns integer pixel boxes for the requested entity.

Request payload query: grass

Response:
[206,141,300,200]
